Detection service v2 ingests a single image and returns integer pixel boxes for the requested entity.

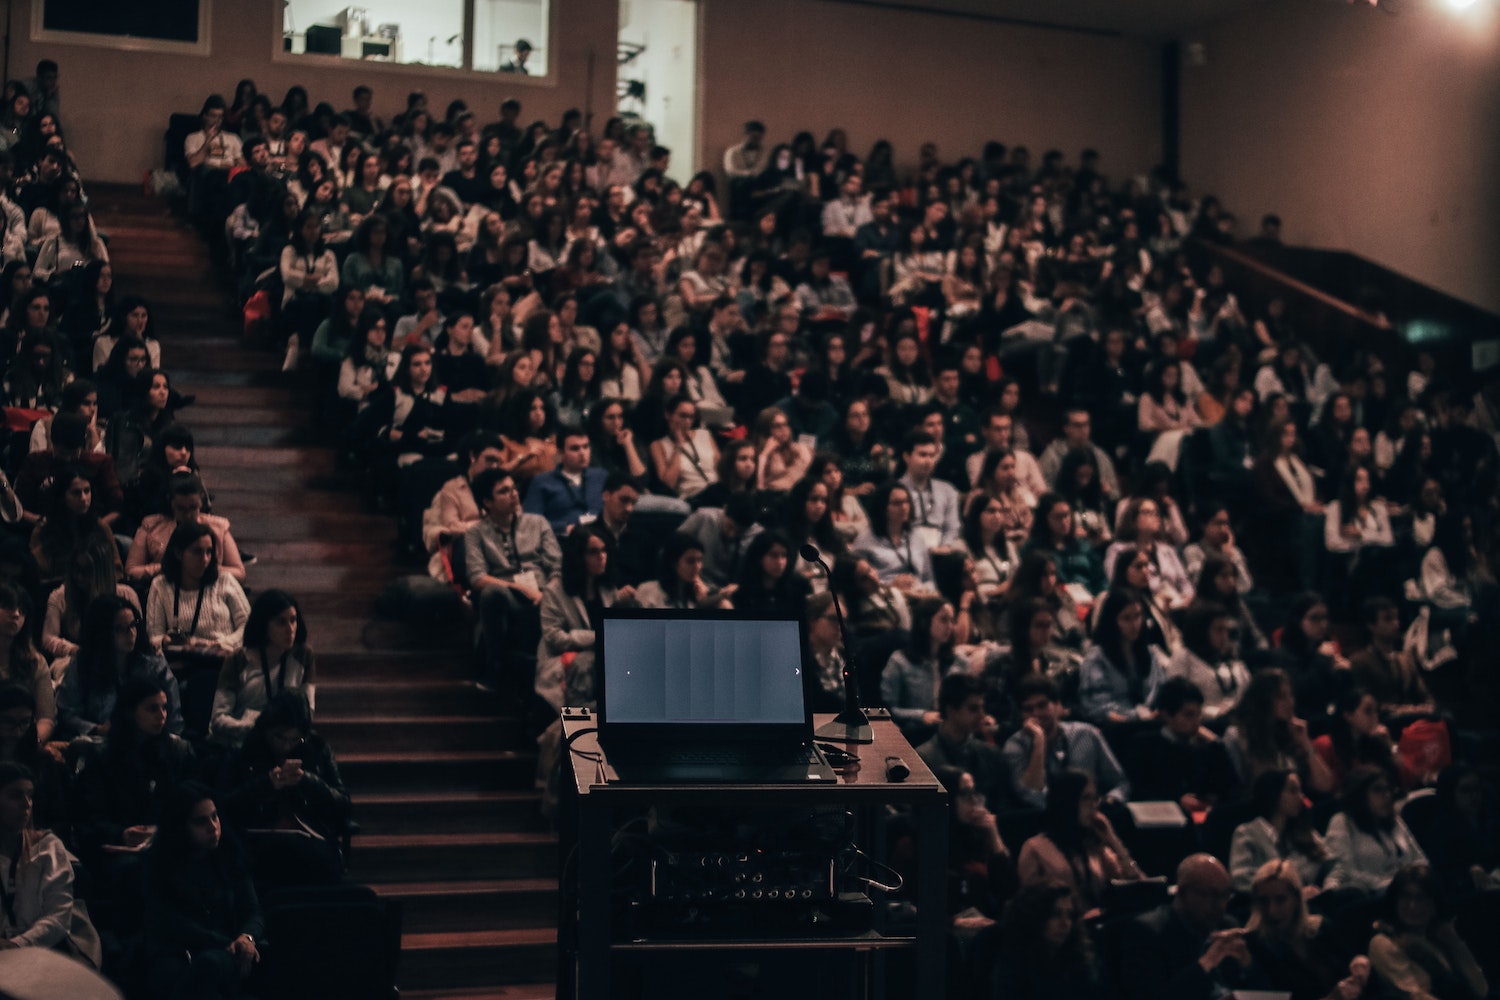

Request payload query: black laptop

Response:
[597,608,838,784]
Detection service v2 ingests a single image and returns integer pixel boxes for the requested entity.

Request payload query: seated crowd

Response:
[0,62,347,1000]
[3,64,1494,999]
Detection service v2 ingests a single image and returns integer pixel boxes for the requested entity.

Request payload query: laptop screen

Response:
[600,611,807,726]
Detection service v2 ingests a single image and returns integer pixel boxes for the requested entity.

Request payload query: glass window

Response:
[282,0,548,75]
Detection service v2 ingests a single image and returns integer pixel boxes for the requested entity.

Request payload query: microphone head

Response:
[799,543,821,563]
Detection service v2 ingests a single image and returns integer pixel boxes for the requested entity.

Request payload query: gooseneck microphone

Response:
[801,543,874,744]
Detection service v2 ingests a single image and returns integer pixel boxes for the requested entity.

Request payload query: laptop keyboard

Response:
[661,745,818,767]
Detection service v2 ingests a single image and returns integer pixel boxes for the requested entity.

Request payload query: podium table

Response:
[557,708,948,999]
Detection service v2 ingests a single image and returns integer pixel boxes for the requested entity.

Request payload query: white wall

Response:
[618,0,698,182]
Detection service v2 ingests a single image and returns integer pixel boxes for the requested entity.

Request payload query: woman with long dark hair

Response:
[633,532,731,611]
[1024,493,1105,598]
[55,593,178,740]
[779,475,846,587]
[991,881,1105,1000]
[853,480,933,592]
[0,582,52,747]
[1016,769,1140,913]
[880,596,962,738]
[1368,864,1487,1000]
[1229,770,1330,893]
[732,530,810,616]
[1167,599,1251,722]
[143,780,262,999]
[1311,687,1399,792]
[1223,668,1337,795]
[1078,588,1161,726]
[210,590,314,749]
[1325,766,1426,895]
[144,522,250,660]
[535,525,635,712]
[218,690,348,889]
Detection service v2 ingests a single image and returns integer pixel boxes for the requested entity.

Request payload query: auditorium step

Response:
[91,183,559,996]
[350,832,557,883]
[355,790,545,835]
[373,878,557,932]
[399,929,557,991]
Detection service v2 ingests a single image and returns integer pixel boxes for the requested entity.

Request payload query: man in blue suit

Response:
[523,426,606,535]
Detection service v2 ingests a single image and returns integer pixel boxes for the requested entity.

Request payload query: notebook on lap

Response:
[597,608,838,784]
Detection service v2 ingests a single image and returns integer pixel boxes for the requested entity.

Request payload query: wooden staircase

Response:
[92,184,559,1000]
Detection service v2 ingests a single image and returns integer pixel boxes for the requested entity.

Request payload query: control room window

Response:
[282,0,549,76]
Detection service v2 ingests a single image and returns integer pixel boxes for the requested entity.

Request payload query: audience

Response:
[0,64,1488,996]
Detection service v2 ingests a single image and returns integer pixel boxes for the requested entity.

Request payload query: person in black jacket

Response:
[216,690,348,890]
[145,780,263,1000]
[1119,854,1260,1000]
[1131,677,1241,813]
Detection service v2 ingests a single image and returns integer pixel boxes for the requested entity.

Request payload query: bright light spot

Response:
[1445,0,1479,9]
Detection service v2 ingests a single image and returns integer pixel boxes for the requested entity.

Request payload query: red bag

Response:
[3,408,49,433]
[1397,718,1451,784]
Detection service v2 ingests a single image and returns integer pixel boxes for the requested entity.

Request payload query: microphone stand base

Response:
[814,712,874,744]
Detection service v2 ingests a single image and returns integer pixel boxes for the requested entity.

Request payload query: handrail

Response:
[1199,242,1393,331]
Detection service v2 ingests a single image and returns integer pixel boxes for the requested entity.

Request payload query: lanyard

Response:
[259,648,289,698]
[172,584,206,638]
[893,531,915,573]
[498,521,519,568]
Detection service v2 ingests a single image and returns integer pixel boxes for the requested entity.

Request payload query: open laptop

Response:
[597,608,838,784]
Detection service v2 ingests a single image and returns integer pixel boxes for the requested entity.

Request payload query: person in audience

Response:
[0,687,66,831]
[732,530,811,615]
[1223,668,1337,795]
[56,593,180,741]
[1243,859,1372,1000]
[127,469,247,584]
[1229,770,1331,893]
[74,675,195,874]
[1039,407,1120,501]
[880,596,964,740]
[1105,496,1194,611]
[1168,601,1252,721]
[915,672,1013,809]
[217,690,348,889]
[753,406,811,493]
[1277,592,1350,722]
[143,781,262,1000]
[145,522,251,660]
[1368,863,1488,1000]
[634,531,732,610]
[523,425,607,536]
[1415,764,1499,897]
[1078,587,1163,726]
[27,463,116,591]
[898,430,962,548]
[991,881,1105,1000]
[1324,766,1427,895]
[650,395,719,502]
[210,590,314,750]
[464,468,562,697]
[1119,854,1257,1000]
[1024,493,1105,598]
[1195,554,1268,655]
[1348,597,1434,720]
[853,479,935,593]
[586,398,648,481]
[1132,676,1240,813]
[1311,686,1402,791]
[1004,675,1130,810]
[278,209,340,351]
[535,524,635,712]
[0,760,83,954]
[1017,769,1142,913]
[0,582,52,745]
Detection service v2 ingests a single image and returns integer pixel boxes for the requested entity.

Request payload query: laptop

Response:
[597,608,838,784]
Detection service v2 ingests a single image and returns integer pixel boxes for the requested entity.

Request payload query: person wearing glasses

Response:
[55,594,180,742]
[1038,407,1120,503]
[1324,766,1427,896]
[1119,854,1258,1000]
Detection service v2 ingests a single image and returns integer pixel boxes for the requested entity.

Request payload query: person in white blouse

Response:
[1167,602,1251,721]
[146,523,250,659]
[1323,466,1393,555]
[1324,766,1427,896]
